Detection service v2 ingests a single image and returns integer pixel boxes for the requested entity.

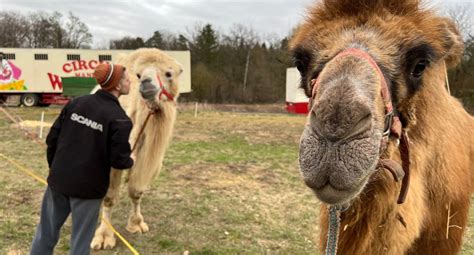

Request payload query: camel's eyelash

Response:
[292,46,312,75]
[405,44,436,64]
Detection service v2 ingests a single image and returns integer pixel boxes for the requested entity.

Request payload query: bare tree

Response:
[1,10,92,48]
[0,11,30,47]
[49,12,66,48]
[28,11,57,48]
[223,24,259,48]
[446,3,473,40]
[63,12,92,49]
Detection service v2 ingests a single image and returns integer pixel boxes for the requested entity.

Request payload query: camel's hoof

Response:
[126,221,149,234]
[90,232,116,250]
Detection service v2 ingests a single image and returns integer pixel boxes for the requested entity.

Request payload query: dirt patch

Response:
[18,120,52,128]
[178,103,288,114]
[6,249,23,255]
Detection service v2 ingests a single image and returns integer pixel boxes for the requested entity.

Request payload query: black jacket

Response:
[46,90,134,199]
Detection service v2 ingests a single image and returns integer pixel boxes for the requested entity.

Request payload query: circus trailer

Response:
[286,67,309,114]
[0,48,192,107]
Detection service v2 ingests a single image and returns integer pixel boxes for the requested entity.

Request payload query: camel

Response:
[292,0,473,254]
[91,48,183,249]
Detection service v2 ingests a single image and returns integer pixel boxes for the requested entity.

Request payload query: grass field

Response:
[0,106,472,254]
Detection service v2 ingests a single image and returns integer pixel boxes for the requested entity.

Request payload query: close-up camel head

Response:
[131,49,183,109]
[292,0,464,206]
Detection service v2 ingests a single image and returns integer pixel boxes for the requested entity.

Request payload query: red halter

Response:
[156,74,175,102]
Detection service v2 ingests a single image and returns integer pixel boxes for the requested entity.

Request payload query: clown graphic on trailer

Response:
[0,52,22,84]
[0,52,13,84]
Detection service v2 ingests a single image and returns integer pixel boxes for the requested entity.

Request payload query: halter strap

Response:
[156,74,175,102]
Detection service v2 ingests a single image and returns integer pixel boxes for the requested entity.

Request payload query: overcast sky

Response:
[1,0,472,48]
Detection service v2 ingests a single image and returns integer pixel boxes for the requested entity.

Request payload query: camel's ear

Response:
[438,17,464,68]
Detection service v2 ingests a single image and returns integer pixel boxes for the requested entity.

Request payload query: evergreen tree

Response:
[145,31,165,49]
[193,24,219,65]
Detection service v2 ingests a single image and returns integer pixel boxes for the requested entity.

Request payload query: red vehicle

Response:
[286,67,309,114]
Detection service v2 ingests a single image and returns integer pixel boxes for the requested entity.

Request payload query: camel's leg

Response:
[90,169,123,250]
[126,186,149,233]
[125,159,164,234]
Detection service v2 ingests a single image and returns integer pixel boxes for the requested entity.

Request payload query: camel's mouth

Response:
[299,124,381,205]
[309,180,368,205]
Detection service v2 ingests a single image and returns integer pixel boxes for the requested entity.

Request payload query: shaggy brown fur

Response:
[91,48,182,250]
[292,0,473,254]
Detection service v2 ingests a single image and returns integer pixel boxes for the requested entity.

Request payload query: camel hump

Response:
[314,0,420,17]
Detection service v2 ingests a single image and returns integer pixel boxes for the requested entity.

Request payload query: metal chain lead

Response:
[326,205,341,255]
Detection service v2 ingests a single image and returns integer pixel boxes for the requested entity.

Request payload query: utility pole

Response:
[243,49,250,92]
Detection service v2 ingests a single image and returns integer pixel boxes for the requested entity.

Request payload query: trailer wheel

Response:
[21,94,39,107]
[0,95,7,104]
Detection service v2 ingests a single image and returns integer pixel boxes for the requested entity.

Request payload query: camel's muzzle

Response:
[139,78,159,101]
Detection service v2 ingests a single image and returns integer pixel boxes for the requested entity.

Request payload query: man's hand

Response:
[130,153,136,163]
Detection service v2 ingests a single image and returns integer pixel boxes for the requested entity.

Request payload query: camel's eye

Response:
[295,59,306,74]
[411,59,429,79]
[404,44,434,92]
[136,73,141,79]
[292,46,314,97]
[292,46,312,76]
[165,71,173,79]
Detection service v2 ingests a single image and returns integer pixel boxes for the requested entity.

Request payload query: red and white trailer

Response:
[286,67,309,114]
[0,48,191,106]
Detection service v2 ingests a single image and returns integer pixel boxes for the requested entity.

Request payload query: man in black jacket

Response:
[31,63,134,255]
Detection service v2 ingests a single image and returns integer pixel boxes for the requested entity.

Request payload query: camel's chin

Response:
[140,97,162,109]
[311,181,366,205]
[299,126,381,205]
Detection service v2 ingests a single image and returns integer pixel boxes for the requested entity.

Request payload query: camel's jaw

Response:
[298,125,381,205]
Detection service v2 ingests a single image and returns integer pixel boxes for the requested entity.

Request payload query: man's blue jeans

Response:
[30,187,102,255]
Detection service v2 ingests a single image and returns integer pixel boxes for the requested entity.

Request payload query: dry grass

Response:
[0,105,472,254]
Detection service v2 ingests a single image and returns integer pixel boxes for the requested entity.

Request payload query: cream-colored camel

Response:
[293,0,473,254]
[91,48,183,250]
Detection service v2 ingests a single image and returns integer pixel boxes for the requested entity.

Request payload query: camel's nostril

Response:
[310,100,372,142]
[345,113,372,139]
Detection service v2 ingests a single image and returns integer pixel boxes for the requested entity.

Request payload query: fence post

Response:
[194,102,198,117]
[39,111,45,138]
